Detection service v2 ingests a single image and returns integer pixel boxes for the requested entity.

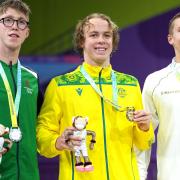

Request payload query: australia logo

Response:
[76,88,83,96]
[118,88,127,98]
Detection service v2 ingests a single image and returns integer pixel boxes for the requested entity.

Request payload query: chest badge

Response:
[76,88,83,96]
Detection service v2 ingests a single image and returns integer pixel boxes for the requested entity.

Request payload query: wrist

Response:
[55,136,63,150]
[91,139,96,143]
[138,125,149,132]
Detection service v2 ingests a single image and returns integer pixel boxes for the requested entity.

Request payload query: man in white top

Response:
[142,12,180,180]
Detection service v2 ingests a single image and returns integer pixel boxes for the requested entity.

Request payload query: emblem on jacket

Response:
[118,88,127,98]
[24,80,33,94]
[161,90,180,95]
[76,88,83,96]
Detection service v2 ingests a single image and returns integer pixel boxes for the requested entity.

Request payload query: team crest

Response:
[118,88,127,98]
[24,80,33,94]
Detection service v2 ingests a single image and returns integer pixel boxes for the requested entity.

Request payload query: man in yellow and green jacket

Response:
[37,13,154,180]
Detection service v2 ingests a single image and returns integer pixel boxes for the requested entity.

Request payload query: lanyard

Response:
[80,65,121,110]
[0,60,21,128]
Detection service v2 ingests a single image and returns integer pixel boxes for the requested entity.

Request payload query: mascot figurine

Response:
[72,116,96,172]
[0,124,13,164]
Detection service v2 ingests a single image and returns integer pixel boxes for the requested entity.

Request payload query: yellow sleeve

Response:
[133,123,154,150]
[133,81,155,150]
[36,78,62,158]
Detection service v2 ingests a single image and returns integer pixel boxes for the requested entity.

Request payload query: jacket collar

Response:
[171,57,180,69]
[0,60,17,68]
[79,62,112,78]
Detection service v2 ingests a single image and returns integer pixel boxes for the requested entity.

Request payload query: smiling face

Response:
[0,7,29,52]
[82,17,113,67]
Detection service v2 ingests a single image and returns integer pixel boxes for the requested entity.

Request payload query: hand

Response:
[133,110,151,131]
[89,142,94,150]
[0,138,13,155]
[55,127,82,151]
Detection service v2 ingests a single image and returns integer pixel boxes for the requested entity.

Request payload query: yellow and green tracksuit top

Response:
[37,62,154,180]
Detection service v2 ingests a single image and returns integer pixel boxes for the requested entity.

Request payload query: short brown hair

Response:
[168,12,180,34]
[0,0,31,19]
[74,13,119,55]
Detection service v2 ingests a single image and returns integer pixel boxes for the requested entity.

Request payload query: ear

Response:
[80,40,84,49]
[167,34,173,46]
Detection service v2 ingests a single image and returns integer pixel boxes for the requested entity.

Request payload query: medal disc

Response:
[126,107,135,121]
[9,127,22,142]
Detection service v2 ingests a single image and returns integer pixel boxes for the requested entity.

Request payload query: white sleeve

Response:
[135,75,159,179]
[134,146,151,180]
[142,75,159,130]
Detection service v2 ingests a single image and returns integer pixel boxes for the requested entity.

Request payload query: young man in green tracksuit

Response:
[0,0,41,179]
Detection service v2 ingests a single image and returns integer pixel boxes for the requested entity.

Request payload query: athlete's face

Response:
[0,8,29,52]
[82,17,113,67]
[168,17,180,57]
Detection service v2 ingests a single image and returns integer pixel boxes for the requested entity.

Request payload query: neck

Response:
[0,46,20,65]
[175,55,180,63]
[84,59,110,68]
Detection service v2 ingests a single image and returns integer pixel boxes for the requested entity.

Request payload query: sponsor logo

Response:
[161,90,180,95]
[76,88,83,96]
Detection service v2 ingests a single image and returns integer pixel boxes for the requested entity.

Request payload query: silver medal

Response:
[126,107,135,121]
[9,127,22,142]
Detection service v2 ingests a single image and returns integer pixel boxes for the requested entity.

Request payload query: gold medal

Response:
[126,107,135,121]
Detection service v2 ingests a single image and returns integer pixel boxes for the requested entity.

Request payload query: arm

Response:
[135,76,158,180]
[132,100,154,180]
[0,127,12,164]
[87,130,96,150]
[133,81,155,150]
[36,79,82,157]
[142,76,159,130]
[36,79,63,158]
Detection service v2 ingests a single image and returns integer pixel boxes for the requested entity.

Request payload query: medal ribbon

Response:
[80,65,121,110]
[0,60,21,128]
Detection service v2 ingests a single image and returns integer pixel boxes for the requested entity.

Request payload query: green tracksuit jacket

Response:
[0,61,40,180]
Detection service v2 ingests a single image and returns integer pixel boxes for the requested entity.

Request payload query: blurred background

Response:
[18,0,180,179]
